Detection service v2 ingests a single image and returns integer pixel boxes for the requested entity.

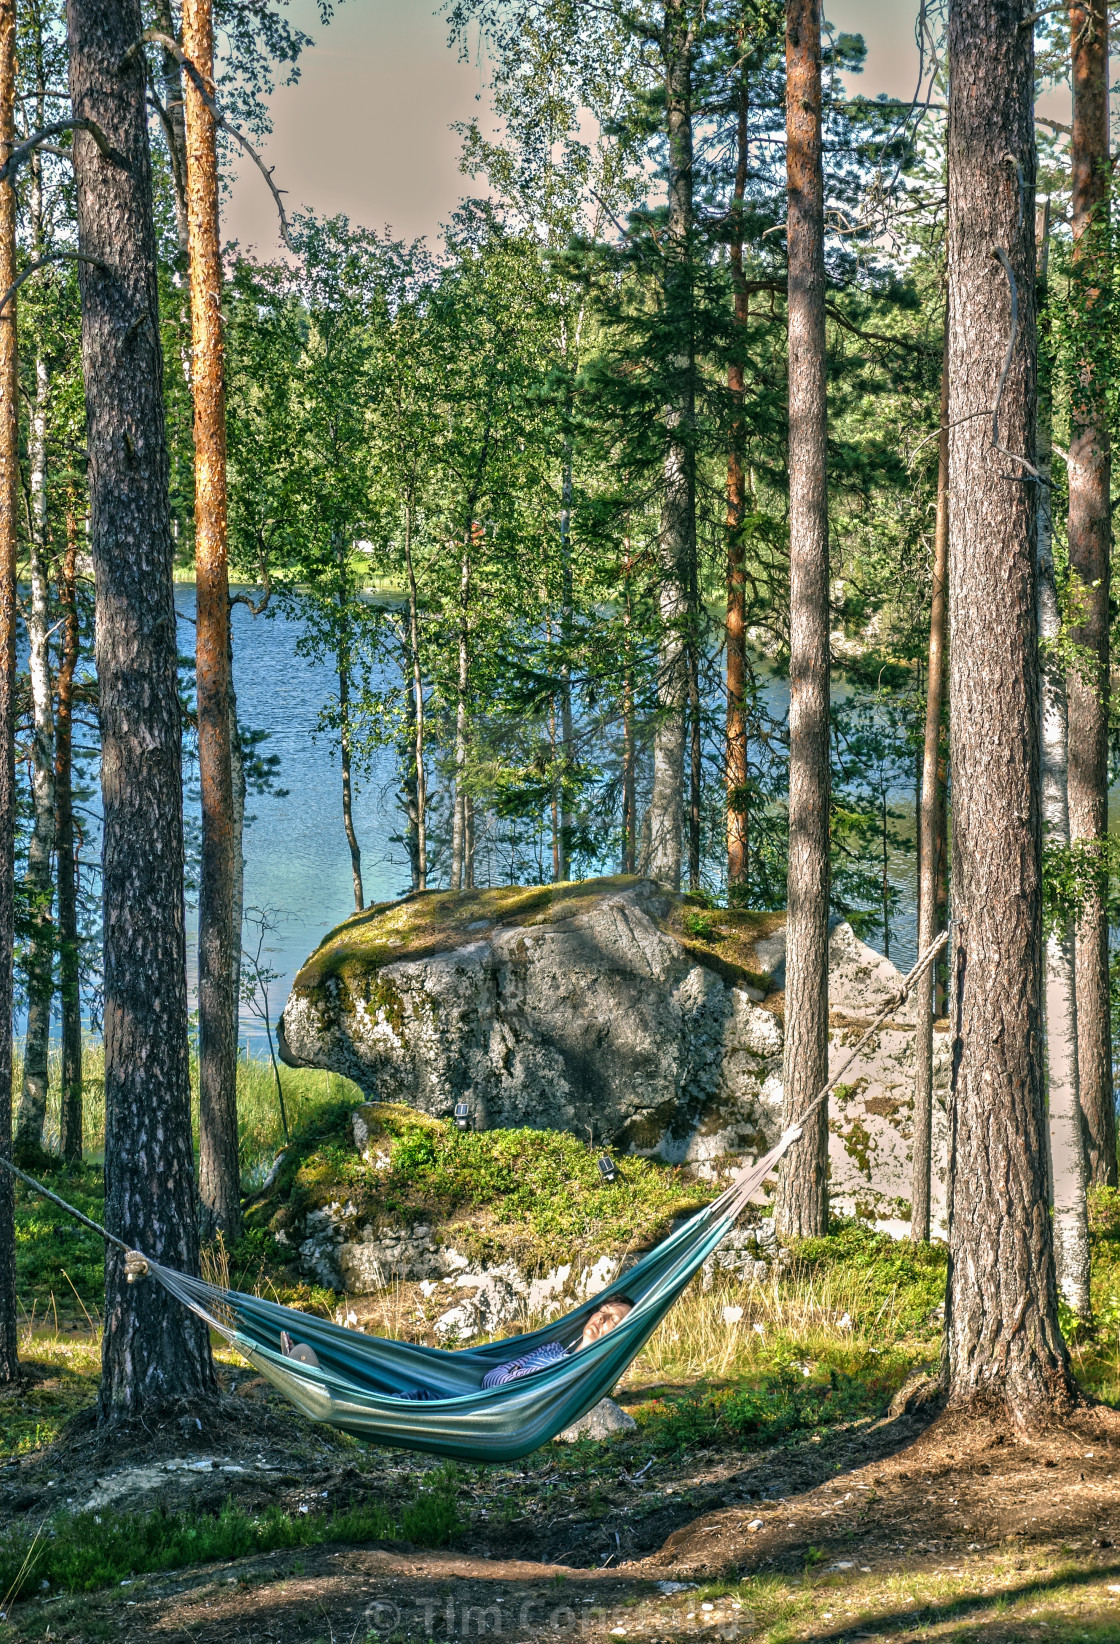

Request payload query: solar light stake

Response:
[597,1155,618,1184]
[454,1101,471,1132]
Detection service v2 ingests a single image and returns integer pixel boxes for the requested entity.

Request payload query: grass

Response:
[0,1468,463,1601]
[677,1557,1120,1644]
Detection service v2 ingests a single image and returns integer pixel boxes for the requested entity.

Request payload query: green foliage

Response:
[631,1354,910,1455]
[791,1220,948,1335]
[0,1477,463,1599]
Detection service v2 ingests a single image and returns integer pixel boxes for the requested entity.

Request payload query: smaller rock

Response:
[556,1397,637,1442]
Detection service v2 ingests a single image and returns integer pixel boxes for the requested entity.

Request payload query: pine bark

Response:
[57,500,83,1162]
[185,0,239,1242]
[648,0,694,890]
[912,327,949,1242]
[726,87,750,897]
[1066,0,1114,1190]
[67,0,216,1417]
[944,0,1075,1419]
[0,0,19,1384]
[15,353,55,1158]
[777,0,830,1239]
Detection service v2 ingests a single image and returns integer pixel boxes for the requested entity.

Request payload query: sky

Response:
[224,1,930,252]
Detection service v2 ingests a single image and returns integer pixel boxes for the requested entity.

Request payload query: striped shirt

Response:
[480,1340,569,1389]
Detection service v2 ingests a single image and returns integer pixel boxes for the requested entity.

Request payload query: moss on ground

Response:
[250,1099,719,1273]
[288,876,788,1003]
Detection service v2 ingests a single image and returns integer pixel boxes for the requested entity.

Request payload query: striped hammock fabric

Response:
[146,1128,801,1462]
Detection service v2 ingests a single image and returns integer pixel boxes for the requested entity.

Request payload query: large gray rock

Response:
[280,877,950,1231]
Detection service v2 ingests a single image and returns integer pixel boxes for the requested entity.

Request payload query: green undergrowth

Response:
[630,1352,914,1455]
[0,1471,462,1600]
[251,1100,718,1269]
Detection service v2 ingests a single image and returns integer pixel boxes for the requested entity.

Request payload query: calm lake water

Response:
[18,583,922,1053]
[181,586,922,1052]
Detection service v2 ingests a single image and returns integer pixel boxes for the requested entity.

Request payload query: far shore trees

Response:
[68,0,214,1416]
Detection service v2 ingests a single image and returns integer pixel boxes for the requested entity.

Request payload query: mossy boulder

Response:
[279,877,784,1165]
[279,877,950,1225]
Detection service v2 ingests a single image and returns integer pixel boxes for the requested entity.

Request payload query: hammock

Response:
[142,1131,800,1461]
[3,934,945,1462]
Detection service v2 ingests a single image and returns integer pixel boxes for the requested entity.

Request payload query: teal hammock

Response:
[143,1131,799,1462]
[3,934,944,1462]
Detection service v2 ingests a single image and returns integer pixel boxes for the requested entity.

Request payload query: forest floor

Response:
[2,1086,1119,1642]
[0,1338,1117,1644]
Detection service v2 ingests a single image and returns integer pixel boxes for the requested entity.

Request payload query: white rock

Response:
[555,1397,637,1442]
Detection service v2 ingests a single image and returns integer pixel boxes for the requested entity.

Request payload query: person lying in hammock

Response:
[278,1296,634,1398]
[479,1296,633,1388]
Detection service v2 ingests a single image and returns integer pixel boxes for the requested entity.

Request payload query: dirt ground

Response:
[3,1372,1119,1644]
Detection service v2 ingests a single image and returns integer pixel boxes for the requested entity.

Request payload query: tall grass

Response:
[627,1265,906,1386]
[20,1039,360,1176]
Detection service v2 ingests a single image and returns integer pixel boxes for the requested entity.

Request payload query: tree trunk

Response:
[185,0,239,1243]
[944,0,1075,1420]
[150,0,188,252]
[0,0,19,1384]
[559,451,574,882]
[777,0,830,1240]
[333,536,363,911]
[1038,420,1092,1324]
[1066,0,1114,1190]
[912,323,949,1243]
[1036,201,1092,1319]
[451,538,470,892]
[726,85,750,898]
[57,497,83,1163]
[15,353,55,1159]
[648,0,694,891]
[403,501,426,891]
[68,0,216,1417]
[338,653,363,910]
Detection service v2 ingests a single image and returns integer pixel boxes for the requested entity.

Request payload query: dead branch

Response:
[0,250,112,316]
[0,118,121,183]
[122,30,291,249]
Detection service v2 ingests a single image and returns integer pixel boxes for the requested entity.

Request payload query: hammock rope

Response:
[0,930,947,1460]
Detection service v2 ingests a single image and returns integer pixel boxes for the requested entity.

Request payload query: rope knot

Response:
[124,1250,150,1284]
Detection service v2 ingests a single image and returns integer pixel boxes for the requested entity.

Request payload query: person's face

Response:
[578,1300,632,1350]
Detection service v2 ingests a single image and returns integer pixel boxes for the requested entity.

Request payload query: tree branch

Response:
[0,118,122,183]
[122,30,291,249]
[0,250,112,316]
